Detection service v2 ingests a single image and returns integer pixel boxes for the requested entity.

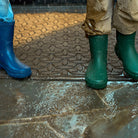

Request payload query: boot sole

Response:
[85,79,107,89]
[124,69,138,80]
[115,45,138,80]
[0,64,32,79]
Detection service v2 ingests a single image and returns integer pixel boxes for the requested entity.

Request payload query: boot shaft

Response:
[88,35,108,64]
[116,31,136,48]
[0,21,15,42]
[0,21,15,51]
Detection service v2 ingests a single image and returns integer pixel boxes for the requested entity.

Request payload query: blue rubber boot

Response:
[0,21,32,78]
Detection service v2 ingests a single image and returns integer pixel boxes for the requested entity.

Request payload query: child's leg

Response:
[0,0,32,78]
[82,0,114,89]
[114,0,138,80]
[82,0,114,36]
[0,0,14,22]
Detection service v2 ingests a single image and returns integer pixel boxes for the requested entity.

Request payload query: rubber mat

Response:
[0,6,137,81]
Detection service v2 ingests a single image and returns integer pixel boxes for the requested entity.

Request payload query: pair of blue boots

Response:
[0,21,32,79]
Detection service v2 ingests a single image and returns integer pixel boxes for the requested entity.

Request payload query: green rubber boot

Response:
[85,35,108,89]
[115,31,138,80]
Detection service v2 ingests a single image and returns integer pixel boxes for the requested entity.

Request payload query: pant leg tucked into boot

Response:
[0,1,31,78]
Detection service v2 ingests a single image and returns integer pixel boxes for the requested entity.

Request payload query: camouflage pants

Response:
[82,0,138,35]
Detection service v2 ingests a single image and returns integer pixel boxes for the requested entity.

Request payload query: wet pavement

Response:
[0,6,138,138]
[0,80,137,137]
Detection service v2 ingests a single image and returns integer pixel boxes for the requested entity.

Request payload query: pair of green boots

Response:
[86,31,138,89]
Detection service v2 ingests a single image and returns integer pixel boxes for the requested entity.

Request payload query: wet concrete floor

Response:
[0,79,137,138]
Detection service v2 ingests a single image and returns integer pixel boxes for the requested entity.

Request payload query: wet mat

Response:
[0,6,138,81]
